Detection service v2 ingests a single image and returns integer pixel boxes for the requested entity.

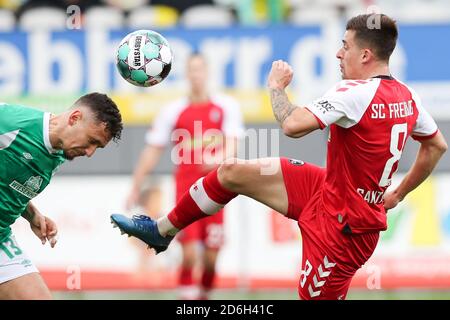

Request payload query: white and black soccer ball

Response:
[116,30,173,87]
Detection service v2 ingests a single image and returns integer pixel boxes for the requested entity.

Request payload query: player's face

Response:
[186,56,208,91]
[62,109,110,160]
[336,30,364,80]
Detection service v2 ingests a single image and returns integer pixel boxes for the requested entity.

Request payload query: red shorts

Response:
[175,175,224,249]
[280,158,379,300]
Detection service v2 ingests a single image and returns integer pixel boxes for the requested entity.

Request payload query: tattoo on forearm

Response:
[270,88,296,124]
[22,205,35,221]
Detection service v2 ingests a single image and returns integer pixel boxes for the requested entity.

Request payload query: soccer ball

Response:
[116,30,173,87]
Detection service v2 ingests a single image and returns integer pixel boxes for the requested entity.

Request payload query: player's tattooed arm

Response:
[270,88,297,125]
[22,202,37,222]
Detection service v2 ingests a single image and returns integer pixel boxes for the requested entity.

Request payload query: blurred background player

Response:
[0,93,123,299]
[125,53,245,299]
[129,176,167,281]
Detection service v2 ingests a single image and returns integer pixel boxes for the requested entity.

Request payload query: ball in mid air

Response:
[116,30,172,87]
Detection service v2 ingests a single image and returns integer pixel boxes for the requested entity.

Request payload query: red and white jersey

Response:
[306,76,438,233]
[146,94,245,181]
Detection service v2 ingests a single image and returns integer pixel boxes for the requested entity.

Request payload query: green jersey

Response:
[0,103,65,242]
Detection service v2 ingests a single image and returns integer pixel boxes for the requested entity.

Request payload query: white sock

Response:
[179,285,200,300]
[157,216,179,237]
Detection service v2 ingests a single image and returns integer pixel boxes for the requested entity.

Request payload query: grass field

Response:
[53,289,450,300]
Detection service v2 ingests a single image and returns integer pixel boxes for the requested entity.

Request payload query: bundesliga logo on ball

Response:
[116,30,173,87]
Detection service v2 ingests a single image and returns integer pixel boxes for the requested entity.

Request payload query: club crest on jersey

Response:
[25,176,43,191]
[9,175,43,199]
[289,159,304,166]
[209,110,221,123]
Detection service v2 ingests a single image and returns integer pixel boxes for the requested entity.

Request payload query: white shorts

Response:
[0,234,39,284]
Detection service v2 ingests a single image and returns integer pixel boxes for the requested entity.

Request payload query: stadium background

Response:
[1,0,450,299]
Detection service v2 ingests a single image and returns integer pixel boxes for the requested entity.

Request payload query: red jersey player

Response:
[124,53,244,299]
[112,14,447,299]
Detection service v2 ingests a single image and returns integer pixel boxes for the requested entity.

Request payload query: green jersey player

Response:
[0,93,123,299]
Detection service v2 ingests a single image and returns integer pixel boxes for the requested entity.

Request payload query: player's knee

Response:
[204,249,219,270]
[38,290,52,300]
[16,286,52,300]
[203,258,217,272]
[182,255,196,269]
[181,245,197,268]
[218,160,242,190]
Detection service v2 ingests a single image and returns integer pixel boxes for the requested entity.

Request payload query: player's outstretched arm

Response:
[126,145,165,210]
[384,131,448,210]
[268,60,320,138]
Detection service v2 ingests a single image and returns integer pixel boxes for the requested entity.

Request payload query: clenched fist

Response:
[268,60,293,90]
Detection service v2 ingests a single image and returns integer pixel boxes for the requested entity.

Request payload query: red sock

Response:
[168,169,237,229]
[198,269,216,300]
[201,269,216,291]
[178,267,199,300]
[179,266,194,286]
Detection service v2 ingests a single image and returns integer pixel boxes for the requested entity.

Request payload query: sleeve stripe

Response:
[304,107,326,129]
[411,129,439,141]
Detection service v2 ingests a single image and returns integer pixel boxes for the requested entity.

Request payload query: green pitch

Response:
[52,289,450,300]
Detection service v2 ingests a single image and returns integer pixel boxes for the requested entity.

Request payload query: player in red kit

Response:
[124,53,244,299]
[112,14,447,299]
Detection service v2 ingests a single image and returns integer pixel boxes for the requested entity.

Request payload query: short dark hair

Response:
[73,92,123,142]
[346,14,398,62]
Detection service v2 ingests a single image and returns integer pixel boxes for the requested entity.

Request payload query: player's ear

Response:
[68,109,82,126]
[361,48,373,64]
